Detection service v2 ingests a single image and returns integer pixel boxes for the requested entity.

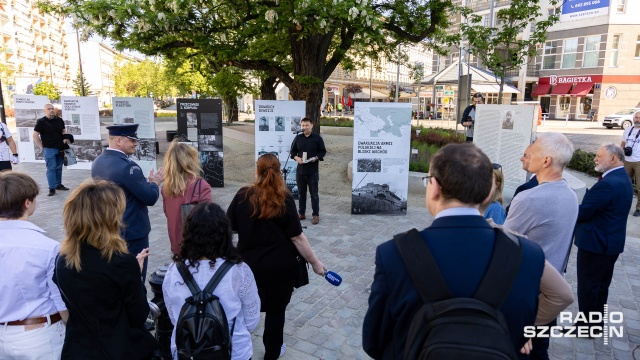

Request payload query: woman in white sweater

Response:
[163,202,260,360]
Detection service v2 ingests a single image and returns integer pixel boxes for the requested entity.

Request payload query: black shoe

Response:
[634,210,640,217]
[56,184,70,191]
[48,189,55,196]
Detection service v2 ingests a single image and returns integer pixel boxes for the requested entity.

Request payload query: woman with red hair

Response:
[227,153,325,360]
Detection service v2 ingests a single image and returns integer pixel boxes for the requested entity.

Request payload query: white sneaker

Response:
[279,343,286,358]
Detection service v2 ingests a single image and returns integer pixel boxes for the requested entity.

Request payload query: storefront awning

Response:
[531,83,552,96]
[471,83,521,94]
[550,83,573,95]
[353,88,389,99]
[570,82,594,97]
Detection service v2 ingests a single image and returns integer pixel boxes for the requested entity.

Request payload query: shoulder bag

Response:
[181,178,202,225]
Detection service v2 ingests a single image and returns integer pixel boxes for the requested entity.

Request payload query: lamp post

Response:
[76,29,86,96]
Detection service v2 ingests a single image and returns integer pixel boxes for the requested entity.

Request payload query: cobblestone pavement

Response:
[14,125,640,360]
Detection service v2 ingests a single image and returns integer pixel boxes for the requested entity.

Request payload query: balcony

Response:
[503,63,540,78]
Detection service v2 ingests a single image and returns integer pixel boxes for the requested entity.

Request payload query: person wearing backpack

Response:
[362,143,545,360]
[163,202,260,360]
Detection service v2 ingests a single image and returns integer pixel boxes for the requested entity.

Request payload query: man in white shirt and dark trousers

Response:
[621,111,640,216]
[0,171,68,359]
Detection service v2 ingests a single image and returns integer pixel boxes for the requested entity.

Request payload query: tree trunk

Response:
[223,96,238,124]
[498,68,505,105]
[260,77,277,100]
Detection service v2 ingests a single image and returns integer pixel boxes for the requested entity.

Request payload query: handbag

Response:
[266,220,309,288]
[63,148,77,166]
[181,178,202,225]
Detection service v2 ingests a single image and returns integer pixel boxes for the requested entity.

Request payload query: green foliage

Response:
[567,149,599,178]
[319,117,354,127]
[33,81,61,100]
[72,70,93,96]
[460,0,560,102]
[42,0,459,125]
[115,60,175,98]
[409,127,466,172]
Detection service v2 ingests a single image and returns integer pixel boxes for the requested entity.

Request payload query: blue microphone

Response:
[324,270,342,286]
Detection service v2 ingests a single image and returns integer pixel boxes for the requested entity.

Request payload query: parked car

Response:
[602,108,640,129]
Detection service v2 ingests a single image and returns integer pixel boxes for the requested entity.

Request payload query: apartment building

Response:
[65,35,144,107]
[0,0,70,100]
[323,43,433,108]
[534,0,640,121]
[435,0,640,121]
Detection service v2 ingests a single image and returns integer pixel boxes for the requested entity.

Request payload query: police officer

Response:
[91,124,164,280]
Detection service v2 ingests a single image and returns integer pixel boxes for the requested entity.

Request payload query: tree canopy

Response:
[461,0,559,103]
[33,81,61,100]
[43,0,458,131]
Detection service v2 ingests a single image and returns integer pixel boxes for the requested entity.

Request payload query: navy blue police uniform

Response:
[91,124,159,280]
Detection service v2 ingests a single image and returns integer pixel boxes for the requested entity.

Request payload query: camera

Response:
[625,147,633,156]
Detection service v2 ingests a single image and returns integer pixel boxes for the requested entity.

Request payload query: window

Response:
[635,35,640,58]
[485,93,499,104]
[583,36,600,68]
[559,96,570,112]
[610,34,621,67]
[616,0,626,13]
[542,41,557,70]
[561,38,579,69]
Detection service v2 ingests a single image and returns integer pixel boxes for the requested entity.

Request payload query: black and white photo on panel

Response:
[258,116,270,131]
[130,139,156,161]
[502,110,514,130]
[186,112,198,127]
[69,140,103,162]
[19,128,30,142]
[66,126,82,135]
[290,116,301,133]
[351,173,407,215]
[15,109,42,128]
[122,116,135,124]
[199,151,224,187]
[275,116,285,131]
[198,135,222,152]
[357,158,382,173]
[71,114,81,125]
[281,161,299,199]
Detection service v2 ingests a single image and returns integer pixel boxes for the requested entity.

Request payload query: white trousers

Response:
[0,319,65,360]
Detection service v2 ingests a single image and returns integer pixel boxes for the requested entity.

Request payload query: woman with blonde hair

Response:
[53,179,158,359]
[227,153,326,360]
[483,163,507,225]
[162,140,212,255]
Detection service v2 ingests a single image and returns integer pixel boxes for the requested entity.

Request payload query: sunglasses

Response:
[492,163,502,172]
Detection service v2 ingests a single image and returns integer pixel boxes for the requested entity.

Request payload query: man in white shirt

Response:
[0,122,19,171]
[0,171,68,359]
[620,111,640,216]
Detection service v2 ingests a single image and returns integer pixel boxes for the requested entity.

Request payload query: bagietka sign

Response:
[539,75,603,85]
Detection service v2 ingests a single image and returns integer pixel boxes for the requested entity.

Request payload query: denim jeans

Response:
[0,318,65,359]
[43,147,63,190]
[296,172,319,216]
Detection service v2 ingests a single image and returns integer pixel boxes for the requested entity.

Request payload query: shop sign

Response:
[604,86,617,99]
[540,75,603,85]
[326,86,339,93]
[444,90,455,96]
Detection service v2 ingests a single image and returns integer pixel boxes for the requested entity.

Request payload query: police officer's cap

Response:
[106,124,140,141]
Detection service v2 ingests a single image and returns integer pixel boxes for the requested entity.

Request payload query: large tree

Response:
[33,81,61,100]
[72,70,93,96]
[42,0,457,132]
[460,0,559,103]
[115,60,174,98]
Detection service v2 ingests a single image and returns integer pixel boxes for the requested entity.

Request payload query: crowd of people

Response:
[1,107,637,359]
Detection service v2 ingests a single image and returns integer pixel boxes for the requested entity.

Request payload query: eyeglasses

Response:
[492,163,502,172]
[422,175,437,187]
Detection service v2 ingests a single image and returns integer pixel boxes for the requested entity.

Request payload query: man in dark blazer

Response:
[574,143,632,327]
[362,143,545,359]
[91,124,164,280]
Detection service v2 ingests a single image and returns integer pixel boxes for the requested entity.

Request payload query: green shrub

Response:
[156,112,177,117]
[319,117,353,127]
[568,149,598,177]
[409,127,465,173]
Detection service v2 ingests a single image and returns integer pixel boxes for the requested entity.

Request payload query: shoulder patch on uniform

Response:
[130,166,142,175]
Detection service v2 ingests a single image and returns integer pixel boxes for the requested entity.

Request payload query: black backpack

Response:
[175,261,235,360]
[394,228,523,360]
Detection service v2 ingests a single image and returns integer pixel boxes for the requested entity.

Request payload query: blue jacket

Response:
[91,149,159,240]
[574,167,632,255]
[362,215,544,359]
